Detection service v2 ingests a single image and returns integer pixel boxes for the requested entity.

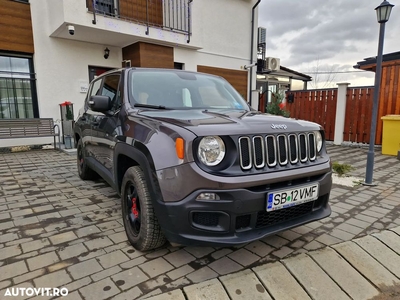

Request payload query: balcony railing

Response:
[87,0,192,41]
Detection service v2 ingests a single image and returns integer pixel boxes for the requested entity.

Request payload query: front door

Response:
[91,73,122,184]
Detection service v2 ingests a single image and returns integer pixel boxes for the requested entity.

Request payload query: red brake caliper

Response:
[131,197,139,218]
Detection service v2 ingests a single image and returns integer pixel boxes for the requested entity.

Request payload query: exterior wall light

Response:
[104,48,110,59]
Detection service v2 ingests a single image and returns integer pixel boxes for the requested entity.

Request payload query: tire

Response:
[121,166,166,251]
[77,139,98,180]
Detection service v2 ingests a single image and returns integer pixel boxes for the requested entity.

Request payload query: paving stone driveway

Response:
[0,145,399,299]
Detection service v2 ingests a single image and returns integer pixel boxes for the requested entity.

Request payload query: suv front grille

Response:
[238,133,317,170]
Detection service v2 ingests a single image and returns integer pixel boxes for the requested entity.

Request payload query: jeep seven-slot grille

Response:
[239,133,316,170]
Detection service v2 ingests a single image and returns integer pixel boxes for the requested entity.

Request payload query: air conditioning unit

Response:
[265,57,280,71]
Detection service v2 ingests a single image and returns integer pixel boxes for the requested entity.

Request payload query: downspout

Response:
[249,0,261,106]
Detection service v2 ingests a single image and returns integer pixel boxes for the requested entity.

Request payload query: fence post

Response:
[334,83,350,145]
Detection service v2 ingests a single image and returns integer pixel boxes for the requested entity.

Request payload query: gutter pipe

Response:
[249,0,261,106]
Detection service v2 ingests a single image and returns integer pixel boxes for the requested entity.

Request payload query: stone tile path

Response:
[0,145,399,299]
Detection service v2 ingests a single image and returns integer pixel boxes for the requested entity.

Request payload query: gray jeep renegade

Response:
[74,68,332,251]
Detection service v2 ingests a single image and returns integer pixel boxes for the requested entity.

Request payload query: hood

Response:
[136,109,322,136]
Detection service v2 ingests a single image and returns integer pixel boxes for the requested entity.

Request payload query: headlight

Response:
[315,131,323,152]
[198,136,226,166]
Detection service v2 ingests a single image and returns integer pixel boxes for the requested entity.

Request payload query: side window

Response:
[85,78,102,109]
[101,74,121,112]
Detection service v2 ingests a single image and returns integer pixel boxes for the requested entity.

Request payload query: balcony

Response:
[87,0,190,35]
[46,0,198,49]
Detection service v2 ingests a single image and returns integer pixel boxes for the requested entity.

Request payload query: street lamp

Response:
[364,0,394,185]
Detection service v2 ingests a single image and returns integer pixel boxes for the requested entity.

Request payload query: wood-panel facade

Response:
[122,42,174,69]
[197,65,248,100]
[0,0,34,54]
[87,0,163,26]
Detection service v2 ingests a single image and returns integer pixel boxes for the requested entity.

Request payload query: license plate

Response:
[266,184,319,212]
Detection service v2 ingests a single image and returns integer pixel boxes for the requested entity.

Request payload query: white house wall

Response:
[26,0,259,146]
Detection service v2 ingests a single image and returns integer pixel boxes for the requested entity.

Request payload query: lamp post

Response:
[364,0,394,185]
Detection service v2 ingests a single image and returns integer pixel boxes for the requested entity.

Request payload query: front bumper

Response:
[154,162,332,247]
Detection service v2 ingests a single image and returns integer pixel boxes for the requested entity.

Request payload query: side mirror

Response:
[89,95,112,112]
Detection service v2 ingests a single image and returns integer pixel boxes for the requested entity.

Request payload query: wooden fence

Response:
[285,90,337,141]
[260,84,400,145]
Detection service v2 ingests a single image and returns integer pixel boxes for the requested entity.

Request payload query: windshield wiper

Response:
[134,103,169,110]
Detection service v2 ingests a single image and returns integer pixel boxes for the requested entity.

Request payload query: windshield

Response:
[128,70,249,111]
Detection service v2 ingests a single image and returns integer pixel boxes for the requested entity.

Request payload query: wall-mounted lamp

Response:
[104,47,110,59]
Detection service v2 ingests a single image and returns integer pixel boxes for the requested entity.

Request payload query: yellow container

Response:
[381,115,400,156]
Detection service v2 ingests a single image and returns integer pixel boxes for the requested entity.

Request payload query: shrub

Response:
[265,92,290,117]
[332,162,354,177]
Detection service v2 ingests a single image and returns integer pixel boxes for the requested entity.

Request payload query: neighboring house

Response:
[354,51,400,113]
[354,51,400,142]
[0,0,261,147]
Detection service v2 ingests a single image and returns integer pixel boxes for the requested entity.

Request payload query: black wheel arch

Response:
[114,142,161,201]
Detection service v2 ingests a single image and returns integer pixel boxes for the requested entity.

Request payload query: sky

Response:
[258,0,400,89]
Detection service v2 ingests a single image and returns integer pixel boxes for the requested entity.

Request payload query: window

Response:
[94,0,116,16]
[0,55,38,119]
[101,74,121,111]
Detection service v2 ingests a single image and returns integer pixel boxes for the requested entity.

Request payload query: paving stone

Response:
[254,261,311,300]
[111,267,149,290]
[96,250,129,269]
[0,244,21,260]
[211,248,233,260]
[145,248,169,259]
[303,240,325,251]
[220,268,271,300]
[27,251,59,271]
[283,254,349,300]
[167,264,194,280]
[108,231,127,244]
[58,243,88,260]
[75,225,101,238]
[91,265,122,282]
[34,269,72,288]
[333,241,400,287]
[79,278,119,300]
[184,246,214,258]
[63,276,92,293]
[68,258,103,280]
[21,238,50,253]
[355,235,400,277]
[113,286,144,300]
[145,289,185,300]
[184,278,229,300]
[228,248,260,266]
[0,282,34,300]
[14,216,39,226]
[245,241,274,257]
[84,237,113,250]
[315,233,343,245]
[13,268,46,285]
[345,218,372,229]
[209,257,243,276]
[329,228,356,241]
[271,246,294,259]
[186,266,218,284]
[139,257,174,278]
[309,247,379,300]
[262,235,289,248]
[120,256,148,269]
[373,230,400,255]
[0,261,28,281]
[164,249,196,268]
